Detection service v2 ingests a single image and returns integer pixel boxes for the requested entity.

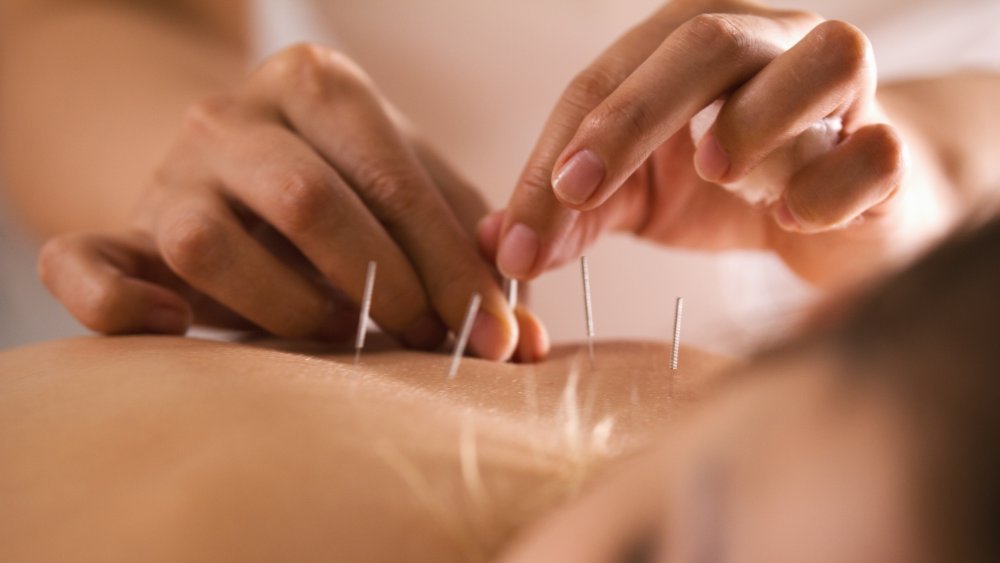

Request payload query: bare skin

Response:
[499,352,920,563]
[0,337,926,563]
[0,337,730,562]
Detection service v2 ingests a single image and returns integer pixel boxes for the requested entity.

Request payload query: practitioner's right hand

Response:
[39,43,546,362]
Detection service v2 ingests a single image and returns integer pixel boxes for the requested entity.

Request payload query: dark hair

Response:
[822,214,1000,563]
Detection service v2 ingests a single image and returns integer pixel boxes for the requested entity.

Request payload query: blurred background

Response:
[2,0,998,352]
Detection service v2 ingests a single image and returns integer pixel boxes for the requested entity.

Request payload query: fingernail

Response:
[145,307,188,334]
[695,133,730,182]
[552,149,605,205]
[497,223,539,279]
[402,313,448,351]
[774,200,801,232]
[468,310,515,361]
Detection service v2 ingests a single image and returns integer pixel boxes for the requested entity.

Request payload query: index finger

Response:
[246,45,518,360]
[497,3,809,280]
[496,14,674,280]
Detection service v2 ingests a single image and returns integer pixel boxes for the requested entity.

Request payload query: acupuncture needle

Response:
[671,297,684,371]
[354,260,377,365]
[581,256,595,364]
[448,292,482,379]
[506,278,519,308]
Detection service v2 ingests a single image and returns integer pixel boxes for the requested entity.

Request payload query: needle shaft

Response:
[581,256,595,364]
[671,297,684,371]
[449,292,482,379]
[354,260,377,364]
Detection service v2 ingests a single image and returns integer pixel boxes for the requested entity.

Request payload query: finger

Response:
[496,15,676,280]
[512,306,550,363]
[409,136,492,238]
[777,123,906,233]
[498,11,810,279]
[474,215,551,362]
[384,104,493,237]
[182,107,446,350]
[478,210,551,363]
[483,165,651,273]
[554,13,807,210]
[381,99,492,237]
[245,44,517,360]
[38,232,193,335]
[476,210,504,263]
[698,20,876,183]
[155,190,340,339]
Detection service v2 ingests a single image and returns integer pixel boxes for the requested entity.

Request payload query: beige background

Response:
[2,0,999,351]
[251,0,1000,354]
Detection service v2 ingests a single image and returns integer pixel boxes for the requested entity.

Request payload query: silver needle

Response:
[354,260,377,365]
[506,278,519,308]
[448,292,482,379]
[671,297,684,371]
[581,256,595,364]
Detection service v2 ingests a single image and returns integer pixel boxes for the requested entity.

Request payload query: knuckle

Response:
[565,66,624,113]
[587,97,655,144]
[774,9,824,27]
[864,124,907,180]
[683,13,753,59]
[158,209,230,277]
[180,96,235,143]
[37,235,83,288]
[519,161,557,197]
[358,164,423,222]
[77,281,127,334]
[813,20,872,78]
[266,42,368,101]
[273,170,335,233]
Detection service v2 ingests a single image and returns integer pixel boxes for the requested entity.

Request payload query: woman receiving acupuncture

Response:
[2,0,1000,560]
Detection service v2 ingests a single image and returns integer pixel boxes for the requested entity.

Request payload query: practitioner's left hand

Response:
[480,0,955,289]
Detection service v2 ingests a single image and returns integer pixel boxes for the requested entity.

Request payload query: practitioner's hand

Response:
[482,0,954,288]
[38,44,547,362]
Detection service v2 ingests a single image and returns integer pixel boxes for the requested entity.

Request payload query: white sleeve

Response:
[771,0,1000,80]
[249,0,342,63]
[866,0,1000,80]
